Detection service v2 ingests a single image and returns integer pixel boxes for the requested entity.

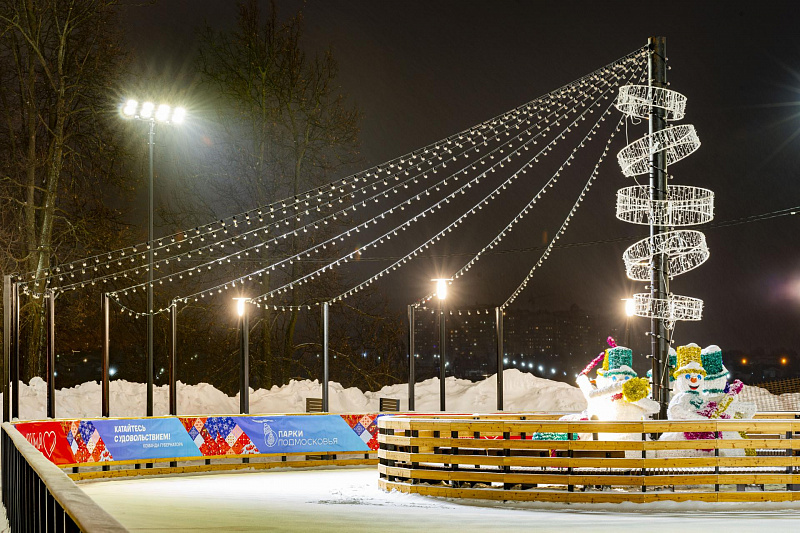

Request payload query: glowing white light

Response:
[122,99,137,117]
[155,104,171,122]
[235,298,245,317]
[538,365,544,372]
[140,102,154,119]
[109,367,117,376]
[625,298,635,317]
[172,107,186,124]
[435,279,448,300]
[551,368,556,374]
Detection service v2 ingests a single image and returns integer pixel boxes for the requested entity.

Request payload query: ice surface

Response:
[79,467,800,532]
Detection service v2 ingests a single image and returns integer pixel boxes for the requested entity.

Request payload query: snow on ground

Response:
[8,369,587,419]
[79,467,800,532]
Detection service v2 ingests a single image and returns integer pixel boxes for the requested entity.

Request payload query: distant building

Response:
[412,304,612,382]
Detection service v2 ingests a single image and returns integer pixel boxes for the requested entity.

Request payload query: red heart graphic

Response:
[43,431,57,458]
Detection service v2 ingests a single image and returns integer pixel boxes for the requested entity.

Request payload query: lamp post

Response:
[432,278,450,412]
[121,99,185,417]
[624,298,635,347]
[234,298,250,415]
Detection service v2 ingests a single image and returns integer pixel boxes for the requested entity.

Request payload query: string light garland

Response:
[17,48,646,295]
[104,56,643,316]
[26,65,617,301]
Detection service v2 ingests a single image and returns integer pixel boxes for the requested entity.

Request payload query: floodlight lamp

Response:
[140,102,154,119]
[433,278,448,300]
[172,107,186,124]
[122,100,137,117]
[234,298,247,317]
[155,104,171,122]
[625,298,635,317]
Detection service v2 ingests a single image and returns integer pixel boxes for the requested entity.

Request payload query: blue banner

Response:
[91,418,200,461]
[235,415,371,454]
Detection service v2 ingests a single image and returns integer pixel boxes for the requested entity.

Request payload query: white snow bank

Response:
[6,369,791,420]
[8,369,586,419]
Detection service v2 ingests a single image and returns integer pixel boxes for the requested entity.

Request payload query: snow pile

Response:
[8,369,586,420]
[6,369,791,420]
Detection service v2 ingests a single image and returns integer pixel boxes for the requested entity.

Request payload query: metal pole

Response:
[407,304,415,411]
[496,307,504,411]
[322,302,329,412]
[648,36,670,419]
[102,294,110,418]
[3,275,11,422]
[169,302,177,416]
[239,304,249,414]
[439,298,446,412]
[46,292,55,419]
[12,281,18,419]
[147,119,155,418]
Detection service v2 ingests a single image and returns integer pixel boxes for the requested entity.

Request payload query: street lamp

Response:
[432,278,451,411]
[623,298,635,347]
[121,99,186,417]
[233,297,250,415]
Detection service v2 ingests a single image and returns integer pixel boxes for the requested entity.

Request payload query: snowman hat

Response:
[605,346,637,378]
[701,345,729,382]
[673,343,706,379]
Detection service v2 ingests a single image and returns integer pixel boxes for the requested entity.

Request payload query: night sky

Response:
[120,1,800,355]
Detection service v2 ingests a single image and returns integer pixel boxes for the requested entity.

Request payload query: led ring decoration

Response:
[615,85,687,121]
[632,293,703,322]
[615,185,714,226]
[615,83,711,325]
[622,230,710,282]
[616,124,701,177]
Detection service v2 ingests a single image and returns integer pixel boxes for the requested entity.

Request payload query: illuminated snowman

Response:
[577,346,658,430]
[701,345,755,457]
[667,344,707,420]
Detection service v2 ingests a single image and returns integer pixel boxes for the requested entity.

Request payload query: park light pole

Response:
[624,298,635,347]
[432,278,450,411]
[121,99,185,417]
[234,298,250,415]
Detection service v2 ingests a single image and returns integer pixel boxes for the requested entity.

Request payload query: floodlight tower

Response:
[121,99,186,417]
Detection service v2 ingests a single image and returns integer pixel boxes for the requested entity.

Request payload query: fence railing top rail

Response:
[2,422,127,532]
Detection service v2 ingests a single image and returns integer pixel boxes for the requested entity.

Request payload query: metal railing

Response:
[2,423,127,532]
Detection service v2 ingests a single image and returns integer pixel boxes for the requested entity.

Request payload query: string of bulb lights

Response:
[15,48,645,297]
[13,47,651,323]
[22,67,611,301]
[97,55,643,317]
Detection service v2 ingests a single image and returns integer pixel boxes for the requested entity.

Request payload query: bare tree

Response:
[0,0,131,378]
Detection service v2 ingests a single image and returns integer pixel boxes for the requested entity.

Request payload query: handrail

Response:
[2,422,127,532]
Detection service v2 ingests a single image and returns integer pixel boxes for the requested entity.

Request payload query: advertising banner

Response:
[13,413,380,466]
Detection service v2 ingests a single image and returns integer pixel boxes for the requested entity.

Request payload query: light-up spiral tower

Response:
[613,37,713,416]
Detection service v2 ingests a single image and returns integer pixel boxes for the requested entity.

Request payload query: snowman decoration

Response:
[577,346,659,428]
[699,345,755,456]
[658,344,716,456]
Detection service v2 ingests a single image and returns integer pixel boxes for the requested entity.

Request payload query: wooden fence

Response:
[378,414,800,503]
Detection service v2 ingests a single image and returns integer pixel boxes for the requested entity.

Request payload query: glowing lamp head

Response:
[172,107,186,124]
[625,298,635,317]
[155,104,171,122]
[140,101,154,119]
[235,298,246,317]
[436,279,447,300]
[122,99,137,117]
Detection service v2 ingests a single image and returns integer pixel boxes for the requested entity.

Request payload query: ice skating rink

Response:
[78,466,800,532]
